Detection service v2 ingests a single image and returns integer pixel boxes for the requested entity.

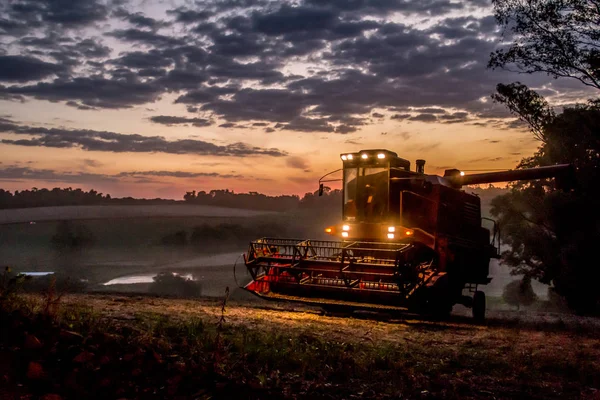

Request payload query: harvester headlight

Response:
[460,171,465,176]
[342,225,350,231]
[377,153,386,159]
[361,153,368,159]
[342,231,349,238]
[387,233,395,239]
[347,154,353,160]
[341,155,347,161]
[388,226,395,233]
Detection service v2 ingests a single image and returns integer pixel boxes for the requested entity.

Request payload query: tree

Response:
[149,272,202,298]
[502,276,539,310]
[490,0,600,90]
[490,92,600,313]
[488,0,600,314]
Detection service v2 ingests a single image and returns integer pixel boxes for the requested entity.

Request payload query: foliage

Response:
[0,267,31,300]
[491,95,600,313]
[183,187,342,212]
[491,82,556,140]
[51,220,96,251]
[490,0,600,90]
[149,272,202,298]
[0,187,180,209]
[490,0,600,314]
[19,273,87,294]
[502,276,538,309]
[183,189,300,211]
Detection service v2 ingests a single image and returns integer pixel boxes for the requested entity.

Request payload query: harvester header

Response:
[241,149,571,319]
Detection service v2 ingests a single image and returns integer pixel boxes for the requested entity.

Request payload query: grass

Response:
[1,292,599,399]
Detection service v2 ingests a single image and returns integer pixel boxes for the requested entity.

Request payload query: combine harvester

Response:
[242,149,571,319]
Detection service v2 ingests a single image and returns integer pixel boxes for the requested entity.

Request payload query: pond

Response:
[104,273,194,285]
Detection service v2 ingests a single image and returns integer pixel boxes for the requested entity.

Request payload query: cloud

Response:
[82,159,104,168]
[409,113,438,122]
[5,76,163,109]
[149,115,212,127]
[116,170,242,178]
[0,0,579,134]
[1,0,109,30]
[285,156,310,170]
[0,55,67,82]
[0,166,244,184]
[114,9,169,30]
[107,28,186,48]
[0,120,287,157]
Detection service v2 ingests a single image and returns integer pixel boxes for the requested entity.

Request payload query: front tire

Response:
[472,290,486,321]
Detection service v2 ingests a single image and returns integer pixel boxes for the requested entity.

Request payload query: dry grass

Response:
[3,292,600,399]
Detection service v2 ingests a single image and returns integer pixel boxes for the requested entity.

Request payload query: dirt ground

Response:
[62,293,600,344]
[3,292,599,399]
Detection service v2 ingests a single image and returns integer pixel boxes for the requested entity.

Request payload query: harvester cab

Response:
[242,149,571,320]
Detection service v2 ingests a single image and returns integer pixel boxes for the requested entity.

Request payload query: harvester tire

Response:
[472,290,486,321]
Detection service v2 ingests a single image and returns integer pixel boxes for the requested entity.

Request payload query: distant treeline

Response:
[0,185,507,212]
[0,186,342,211]
[182,188,341,211]
[0,187,177,209]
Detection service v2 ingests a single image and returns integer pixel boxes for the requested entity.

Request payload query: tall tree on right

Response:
[488,0,600,313]
[489,0,600,90]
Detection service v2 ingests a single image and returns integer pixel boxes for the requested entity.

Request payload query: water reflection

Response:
[104,273,194,285]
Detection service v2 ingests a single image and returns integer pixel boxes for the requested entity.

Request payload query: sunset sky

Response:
[0,0,594,199]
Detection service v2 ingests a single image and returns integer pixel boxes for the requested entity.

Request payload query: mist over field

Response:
[0,186,551,308]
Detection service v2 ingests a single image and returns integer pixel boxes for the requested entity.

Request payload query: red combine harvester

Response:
[242,149,571,319]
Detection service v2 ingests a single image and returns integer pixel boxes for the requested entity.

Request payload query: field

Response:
[0,293,599,399]
[0,204,277,225]
[0,205,344,304]
[1,205,597,398]
[0,204,550,302]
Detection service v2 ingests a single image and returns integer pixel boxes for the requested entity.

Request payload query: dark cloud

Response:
[0,166,117,183]
[107,28,186,48]
[335,124,357,133]
[114,9,169,30]
[3,0,109,30]
[409,113,438,122]
[253,5,337,35]
[304,0,465,16]
[166,7,213,23]
[0,166,242,183]
[82,159,103,168]
[5,76,163,109]
[0,0,572,135]
[411,107,446,114]
[150,115,212,127]
[276,117,335,133]
[65,101,96,110]
[285,156,310,170]
[110,51,174,69]
[0,120,287,157]
[439,111,470,123]
[0,55,67,82]
[116,171,242,178]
